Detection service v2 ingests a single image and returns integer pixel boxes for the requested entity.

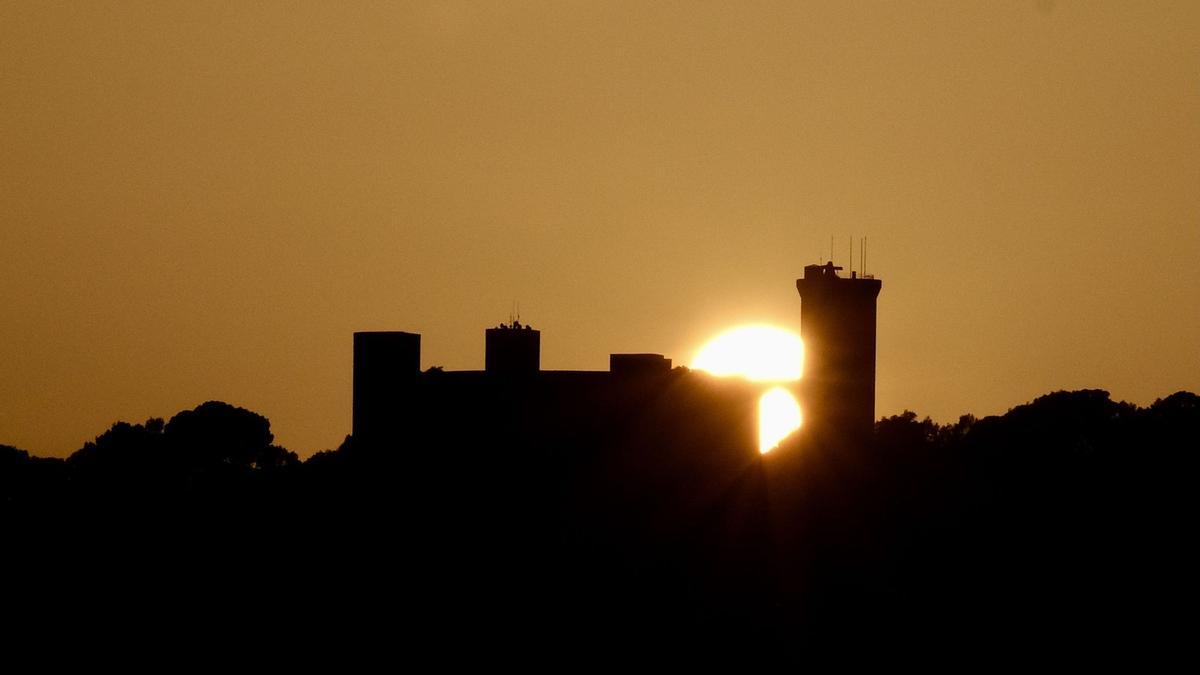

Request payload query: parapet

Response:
[610,353,672,376]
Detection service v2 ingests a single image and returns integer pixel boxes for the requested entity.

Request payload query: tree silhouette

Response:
[68,418,166,477]
[3,388,1198,664]
[163,400,297,472]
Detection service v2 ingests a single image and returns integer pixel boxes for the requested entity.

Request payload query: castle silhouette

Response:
[9,259,1192,664]
[353,263,882,452]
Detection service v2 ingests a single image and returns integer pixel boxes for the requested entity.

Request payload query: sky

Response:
[2,1,1198,459]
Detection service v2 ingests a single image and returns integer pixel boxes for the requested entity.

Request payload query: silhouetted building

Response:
[351,325,760,454]
[610,353,672,376]
[353,331,420,442]
[354,265,884,452]
[485,321,540,375]
[796,262,882,441]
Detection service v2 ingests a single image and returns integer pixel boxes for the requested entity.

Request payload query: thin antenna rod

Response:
[864,237,868,276]
[830,235,834,266]
[849,236,853,275]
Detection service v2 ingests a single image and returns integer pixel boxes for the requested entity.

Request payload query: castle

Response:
[352,264,881,453]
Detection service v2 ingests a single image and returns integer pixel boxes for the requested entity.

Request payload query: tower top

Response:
[800,261,880,285]
[804,262,843,278]
[493,319,536,331]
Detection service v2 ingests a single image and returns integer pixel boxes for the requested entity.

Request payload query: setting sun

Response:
[692,325,804,382]
[692,325,804,454]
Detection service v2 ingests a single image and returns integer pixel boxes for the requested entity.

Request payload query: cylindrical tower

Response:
[795,263,882,442]
[353,331,421,445]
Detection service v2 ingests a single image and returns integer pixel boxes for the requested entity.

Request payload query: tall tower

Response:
[353,331,421,444]
[796,262,882,442]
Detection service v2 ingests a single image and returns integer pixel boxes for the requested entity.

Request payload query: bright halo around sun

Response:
[692,325,804,382]
[691,324,805,454]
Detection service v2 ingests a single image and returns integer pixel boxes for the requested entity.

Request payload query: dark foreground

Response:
[3,388,1196,665]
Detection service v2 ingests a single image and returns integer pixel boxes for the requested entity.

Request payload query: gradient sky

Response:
[3,1,1198,458]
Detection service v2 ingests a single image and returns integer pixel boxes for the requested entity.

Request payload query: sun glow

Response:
[692,325,804,382]
[692,324,804,454]
[759,386,803,454]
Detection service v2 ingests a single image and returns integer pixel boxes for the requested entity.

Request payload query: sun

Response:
[692,324,803,382]
[692,324,804,453]
[759,386,803,454]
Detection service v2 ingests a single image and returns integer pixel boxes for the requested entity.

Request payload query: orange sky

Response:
[2,1,1198,458]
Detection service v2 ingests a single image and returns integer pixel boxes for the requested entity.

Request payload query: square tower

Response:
[485,322,540,375]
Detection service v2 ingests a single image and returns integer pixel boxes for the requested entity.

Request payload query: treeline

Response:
[2,389,1196,664]
[4,389,1193,522]
[3,401,301,517]
[773,389,1198,661]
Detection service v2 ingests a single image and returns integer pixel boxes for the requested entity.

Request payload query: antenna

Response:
[831,235,834,266]
[859,236,864,277]
[850,236,854,275]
